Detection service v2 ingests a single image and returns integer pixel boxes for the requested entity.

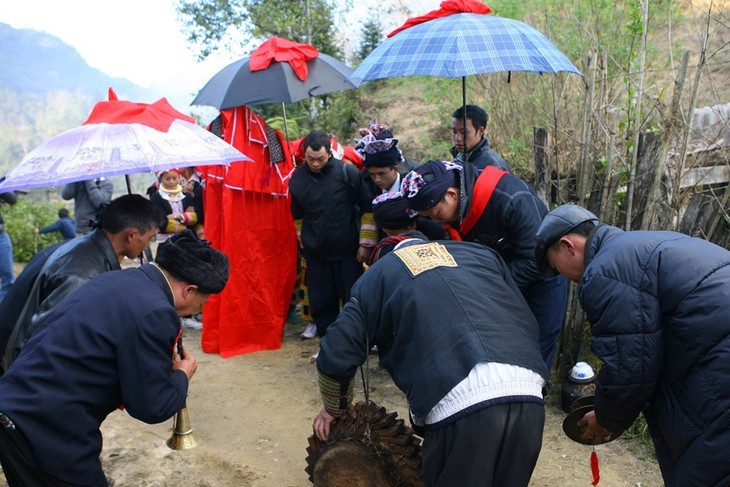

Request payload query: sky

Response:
[0,0,442,112]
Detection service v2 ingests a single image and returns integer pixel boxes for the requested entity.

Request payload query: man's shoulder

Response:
[470,140,511,172]
[43,234,116,276]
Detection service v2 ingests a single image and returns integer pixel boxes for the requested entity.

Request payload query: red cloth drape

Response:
[388,0,492,38]
[200,106,297,357]
[249,37,319,81]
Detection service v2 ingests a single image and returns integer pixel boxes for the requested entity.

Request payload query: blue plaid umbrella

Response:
[349,13,581,83]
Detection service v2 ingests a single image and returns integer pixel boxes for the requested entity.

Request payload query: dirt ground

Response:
[52,318,662,487]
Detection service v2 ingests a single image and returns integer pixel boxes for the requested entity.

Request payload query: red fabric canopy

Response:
[249,37,319,81]
[388,0,492,38]
[82,88,194,132]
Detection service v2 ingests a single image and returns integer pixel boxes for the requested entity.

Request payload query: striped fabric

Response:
[318,372,355,416]
[349,13,581,83]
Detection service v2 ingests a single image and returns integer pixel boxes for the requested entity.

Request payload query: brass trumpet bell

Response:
[167,406,197,450]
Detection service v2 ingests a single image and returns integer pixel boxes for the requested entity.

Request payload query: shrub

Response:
[3,197,64,263]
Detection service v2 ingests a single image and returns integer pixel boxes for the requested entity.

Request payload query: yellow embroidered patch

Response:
[394,242,457,276]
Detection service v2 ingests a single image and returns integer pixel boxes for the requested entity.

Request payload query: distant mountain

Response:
[0,23,161,177]
[0,22,148,99]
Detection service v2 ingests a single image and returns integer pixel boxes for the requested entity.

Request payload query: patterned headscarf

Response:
[357,118,394,140]
[401,160,462,211]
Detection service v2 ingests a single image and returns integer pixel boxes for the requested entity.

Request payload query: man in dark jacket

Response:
[3,194,162,369]
[289,130,376,338]
[535,204,730,487]
[450,105,511,172]
[61,178,114,235]
[313,235,548,487]
[403,160,568,369]
[0,230,229,487]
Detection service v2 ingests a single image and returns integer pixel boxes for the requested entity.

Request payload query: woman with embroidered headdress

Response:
[150,168,199,244]
[355,119,444,242]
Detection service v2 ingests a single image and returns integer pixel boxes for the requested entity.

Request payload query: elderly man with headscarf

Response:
[0,230,229,487]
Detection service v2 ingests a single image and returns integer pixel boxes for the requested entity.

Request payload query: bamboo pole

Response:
[625,0,650,230]
[642,51,689,229]
[673,5,711,230]
[600,133,616,218]
[578,53,597,205]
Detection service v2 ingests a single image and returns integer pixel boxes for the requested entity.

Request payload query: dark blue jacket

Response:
[38,216,75,240]
[0,264,187,485]
[581,225,730,486]
[456,162,548,289]
[318,240,547,424]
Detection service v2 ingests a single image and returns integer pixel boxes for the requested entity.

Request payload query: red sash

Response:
[446,166,508,241]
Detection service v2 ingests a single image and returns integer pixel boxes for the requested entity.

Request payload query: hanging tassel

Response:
[591,447,600,486]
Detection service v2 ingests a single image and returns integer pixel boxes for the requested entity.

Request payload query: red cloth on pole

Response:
[388,0,492,38]
[200,106,297,357]
[249,37,319,81]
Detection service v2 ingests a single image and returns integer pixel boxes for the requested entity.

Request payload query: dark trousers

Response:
[304,255,363,337]
[423,402,545,487]
[522,274,568,370]
[0,413,93,487]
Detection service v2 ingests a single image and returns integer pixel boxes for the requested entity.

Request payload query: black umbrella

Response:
[191,52,357,109]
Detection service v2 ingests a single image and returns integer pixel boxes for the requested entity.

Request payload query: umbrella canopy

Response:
[0,93,250,193]
[349,11,582,84]
[191,38,358,109]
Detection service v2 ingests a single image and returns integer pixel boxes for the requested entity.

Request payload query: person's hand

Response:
[173,345,198,381]
[313,407,336,441]
[577,410,613,444]
[356,245,371,263]
[34,228,39,234]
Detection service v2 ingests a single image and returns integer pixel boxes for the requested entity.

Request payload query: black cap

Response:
[535,205,599,276]
[155,229,230,294]
[363,146,400,168]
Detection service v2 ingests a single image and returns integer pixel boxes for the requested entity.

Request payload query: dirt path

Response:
[1,320,663,486]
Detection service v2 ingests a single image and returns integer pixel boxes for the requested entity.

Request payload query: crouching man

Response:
[312,196,549,487]
[0,230,229,486]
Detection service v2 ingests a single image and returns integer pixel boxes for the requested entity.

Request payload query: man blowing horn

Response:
[0,230,229,487]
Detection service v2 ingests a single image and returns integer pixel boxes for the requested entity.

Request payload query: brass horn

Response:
[167,405,197,450]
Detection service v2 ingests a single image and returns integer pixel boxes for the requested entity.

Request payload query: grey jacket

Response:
[61,179,113,234]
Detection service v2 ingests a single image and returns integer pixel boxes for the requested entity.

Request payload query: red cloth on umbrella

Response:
[82,92,194,132]
[200,106,297,357]
[249,37,319,82]
[388,0,492,38]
